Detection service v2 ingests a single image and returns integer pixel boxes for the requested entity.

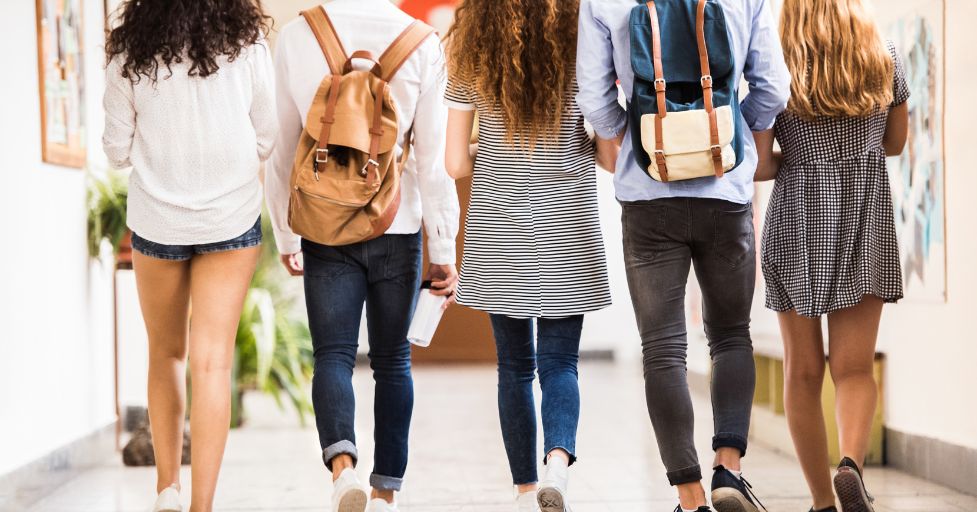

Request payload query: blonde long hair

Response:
[780,0,893,119]
[445,0,578,146]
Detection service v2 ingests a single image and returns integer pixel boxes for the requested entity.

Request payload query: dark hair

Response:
[105,0,272,83]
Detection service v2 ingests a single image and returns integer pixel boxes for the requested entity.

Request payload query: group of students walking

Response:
[101,0,910,512]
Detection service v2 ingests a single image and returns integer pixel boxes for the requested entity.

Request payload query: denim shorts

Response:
[132,216,262,261]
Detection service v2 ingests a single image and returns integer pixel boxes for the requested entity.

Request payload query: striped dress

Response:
[445,77,612,319]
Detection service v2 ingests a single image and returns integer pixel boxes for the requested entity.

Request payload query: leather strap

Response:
[365,79,388,187]
[695,0,724,178]
[343,50,383,76]
[647,2,669,182]
[316,75,344,171]
[378,21,436,82]
[301,7,348,77]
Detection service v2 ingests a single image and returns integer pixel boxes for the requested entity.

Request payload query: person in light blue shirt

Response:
[576,1,790,512]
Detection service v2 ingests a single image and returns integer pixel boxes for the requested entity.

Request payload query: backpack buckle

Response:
[315,148,330,164]
[360,159,380,177]
[700,75,713,89]
[710,145,723,158]
[654,78,667,92]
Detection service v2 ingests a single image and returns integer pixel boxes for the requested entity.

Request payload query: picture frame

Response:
[36,0,87,169]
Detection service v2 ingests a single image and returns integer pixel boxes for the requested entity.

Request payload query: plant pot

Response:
[117,230,133,268]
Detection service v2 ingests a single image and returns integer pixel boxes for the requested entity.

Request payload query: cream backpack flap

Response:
[288,7,434,246]
[628,0,746,182]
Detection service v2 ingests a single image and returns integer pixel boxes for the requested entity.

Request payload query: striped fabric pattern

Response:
[445,77,612,319]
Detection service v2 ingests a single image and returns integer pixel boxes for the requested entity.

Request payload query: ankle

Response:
[371,489,395,503]
[676,481,707,509]
[546,448,571,465]
[157,481,180,493]
[516,483,538,494]
[330,454,355,482]
[713,448,742,471]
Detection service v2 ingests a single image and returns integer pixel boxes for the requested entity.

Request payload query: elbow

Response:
[444,159,465,180]
[884,138,908,157]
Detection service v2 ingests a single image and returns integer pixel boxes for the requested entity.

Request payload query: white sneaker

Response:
[332,468,369,512]
[537,456,571,512]
[152,485,181,512]
[366,498,399,512]
[515,490,539,512]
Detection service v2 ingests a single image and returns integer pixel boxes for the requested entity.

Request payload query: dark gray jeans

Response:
[622,197,757,486]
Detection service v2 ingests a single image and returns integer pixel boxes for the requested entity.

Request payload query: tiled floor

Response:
[25,363,977,512]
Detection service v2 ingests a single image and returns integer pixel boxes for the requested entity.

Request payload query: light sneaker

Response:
[515,490,539,512]
[152,485,181,512]
[366,498,399,512]
[332,468,369,512]
[537,456,571,512]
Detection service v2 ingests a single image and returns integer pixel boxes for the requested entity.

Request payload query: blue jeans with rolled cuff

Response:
[302,232,422,492]
[490,314,584,486]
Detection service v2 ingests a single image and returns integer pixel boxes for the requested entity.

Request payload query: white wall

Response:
[875,0,977,450]
[0,0,116,475]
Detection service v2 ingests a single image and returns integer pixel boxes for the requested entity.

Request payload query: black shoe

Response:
[809,507,838,512]
[833,457,875,512]
[672,507,712,512]
[710,465,766,512]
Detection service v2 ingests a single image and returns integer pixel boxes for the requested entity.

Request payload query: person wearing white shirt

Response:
[101,1,276,512]
[264,2,460,511]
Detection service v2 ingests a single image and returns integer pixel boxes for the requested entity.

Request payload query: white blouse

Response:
[102,43,278,245]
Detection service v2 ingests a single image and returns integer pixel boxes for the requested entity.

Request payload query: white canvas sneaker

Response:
[332,468,369,512]
[537,456,571,512]
[516,490,539,512]
[152,485,181,512]
[366,498,399,512]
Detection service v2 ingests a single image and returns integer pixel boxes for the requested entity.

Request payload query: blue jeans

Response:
[302,232,422,492]
[490,314,584,485]
[131,216,262,260]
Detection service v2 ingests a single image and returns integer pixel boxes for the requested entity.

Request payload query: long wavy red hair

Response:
[445,0,579,146]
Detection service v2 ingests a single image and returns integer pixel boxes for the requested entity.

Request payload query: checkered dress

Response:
[761,41,910,317]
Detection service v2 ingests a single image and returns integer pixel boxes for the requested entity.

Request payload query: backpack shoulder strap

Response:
[378,20,436,82]
[646,1,670,182]
[694,0,724,178]
[301,6,348,76]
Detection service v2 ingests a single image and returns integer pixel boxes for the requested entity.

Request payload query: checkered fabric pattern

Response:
[760,41,910,318]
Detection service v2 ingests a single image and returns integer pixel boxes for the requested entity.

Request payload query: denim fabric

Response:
[621,198,756,486]
[131,216,262,261]
[489,314,584,485]
[302,232,423,492]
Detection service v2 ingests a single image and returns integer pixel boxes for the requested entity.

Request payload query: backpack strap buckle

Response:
[710,144,722,158]
[700,75,713,89]
[361,158,380,177]
[654,78,667,92]
[315,148,330,164]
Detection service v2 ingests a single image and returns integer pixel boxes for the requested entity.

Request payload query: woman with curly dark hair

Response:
[102,1,276,511]
[444,1,617,511]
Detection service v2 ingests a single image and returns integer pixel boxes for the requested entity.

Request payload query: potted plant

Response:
[87,169,132,266]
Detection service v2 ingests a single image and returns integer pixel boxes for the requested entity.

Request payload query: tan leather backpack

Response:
[288,7,435,246]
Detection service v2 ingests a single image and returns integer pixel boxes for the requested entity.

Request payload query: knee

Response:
[313,341,358,370]
[368,344,412,376]
[641,336,687,373]
[498,355,536,382]
[785,357,826,391]
[704,325,753,356]
[189,346,234,375]
[829,359,875,385]
[536,351,578,381]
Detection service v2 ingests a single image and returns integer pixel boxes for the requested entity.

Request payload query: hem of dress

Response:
[456,298,613,320]
[765,293,903,318]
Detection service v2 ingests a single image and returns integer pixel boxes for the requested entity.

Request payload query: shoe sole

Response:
[537,486,569,512]
[336,488,369,512]
[711,487,761,512]
[834,467,874,512]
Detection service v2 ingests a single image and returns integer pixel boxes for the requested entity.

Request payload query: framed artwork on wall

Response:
[36,0,87,169]
[879,0,949,303]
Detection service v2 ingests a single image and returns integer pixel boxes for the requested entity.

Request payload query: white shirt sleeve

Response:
[264,35,304,256]
[250,41,279,162]
[412,39,460,265]
[102,58,136,169]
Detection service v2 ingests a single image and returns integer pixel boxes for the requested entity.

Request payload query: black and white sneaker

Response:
[710,465,766,512]
[834,457,875,512]
[809,507,838,512]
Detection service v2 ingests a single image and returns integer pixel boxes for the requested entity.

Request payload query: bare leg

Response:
[779,311,835,510]
[827,296,884,469]
[186,247,260,512]
[133,252,191,494]
[677,482,708,510]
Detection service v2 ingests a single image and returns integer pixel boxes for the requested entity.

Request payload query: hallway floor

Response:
[26,363,977,512]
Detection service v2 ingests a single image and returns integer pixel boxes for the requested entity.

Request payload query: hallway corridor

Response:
[24,363,977,512]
